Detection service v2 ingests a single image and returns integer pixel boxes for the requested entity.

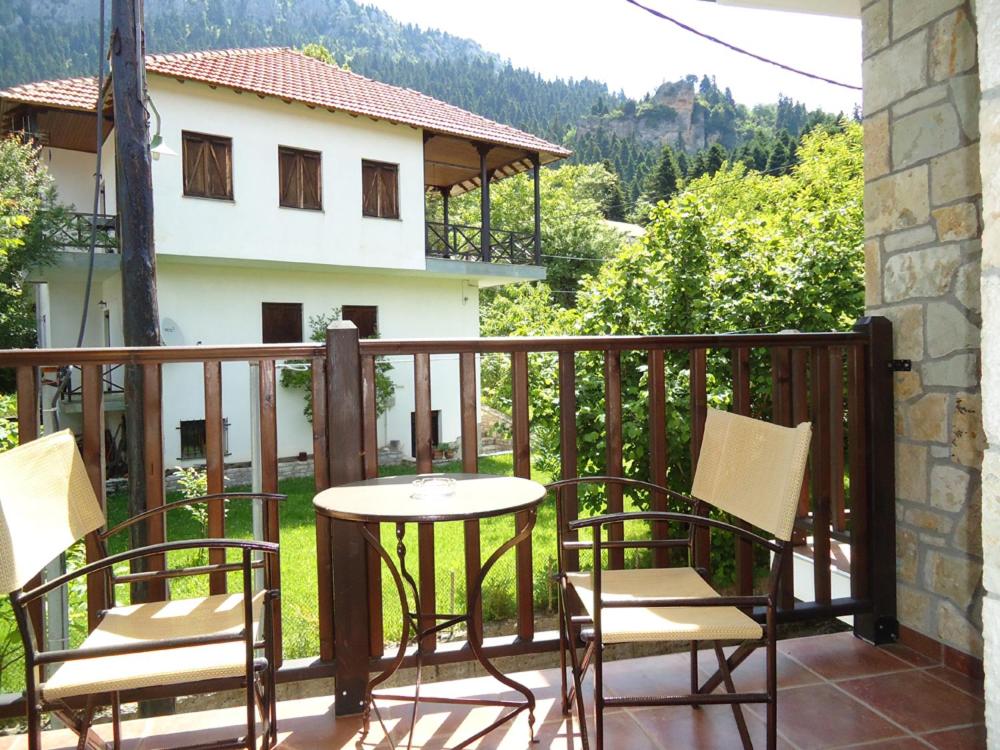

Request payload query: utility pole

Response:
[111,0,160,568]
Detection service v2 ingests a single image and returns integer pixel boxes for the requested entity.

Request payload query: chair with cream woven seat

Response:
[551,407,811,750]
[0,430,282,750]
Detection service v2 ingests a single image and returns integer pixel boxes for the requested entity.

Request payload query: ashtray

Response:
[410,475,456,499]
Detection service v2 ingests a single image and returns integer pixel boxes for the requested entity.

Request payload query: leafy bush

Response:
[280,307,395,420]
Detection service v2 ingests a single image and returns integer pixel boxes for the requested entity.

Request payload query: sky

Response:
[362,0,863,115]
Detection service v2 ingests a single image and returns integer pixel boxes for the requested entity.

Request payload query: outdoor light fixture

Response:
[146,95,177,160]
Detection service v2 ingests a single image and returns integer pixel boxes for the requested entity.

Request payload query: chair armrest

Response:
[19,539,279,604]
[568,511,782,553]
[546,476,697,509]
[101,493,286,541]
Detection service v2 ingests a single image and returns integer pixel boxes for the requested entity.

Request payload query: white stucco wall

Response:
[41,261,480,464]
[146,76,427,271]
[42,147,105,211]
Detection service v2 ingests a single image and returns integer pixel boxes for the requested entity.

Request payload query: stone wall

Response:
[976,0,1000,740]
[862,0,985,657]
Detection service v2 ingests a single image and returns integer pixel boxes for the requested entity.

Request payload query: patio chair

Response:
[0,430,283,750]
[551,407,811,750]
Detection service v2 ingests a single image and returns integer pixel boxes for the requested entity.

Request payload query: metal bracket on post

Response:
[889,359,912,372]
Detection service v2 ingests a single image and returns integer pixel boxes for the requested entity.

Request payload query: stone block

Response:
[930,8,978,81]
[893,0,963,38]
[865,238,883,305]
[863,0,891,57]
[906,505,956,533]
[952,485,982,556]
[933,203,979,241]
[897,441,929,501]
[926,302,979,358]
[892,105,961,169]
[984,277,1000,440]
[897,583,933,633]
[865,166,931,236]
[864,111,891,180]
[884,224,937,253]
[891,303,926,360]
[949,74,981,141]
[906,393,951,442]
[892,85,949,118]
[863,31,928,115]
[931,144,982,206]
[897,526,920,582]
[954,260,981,312]
[930,463,971,511]
[883,246,962,301]
[895,370,922,399]
[926,548,982,606]
[922,352,979,387]
[952,392,986,467]
[937,600,984,656]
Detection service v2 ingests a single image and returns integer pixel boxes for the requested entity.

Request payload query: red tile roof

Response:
[1,47,569,159]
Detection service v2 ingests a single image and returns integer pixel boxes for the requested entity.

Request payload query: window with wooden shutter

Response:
[278,147,322,210]
[261,302,303,343]
[361,160,399,219]
[182,131,233,200]
[342,305,378,339]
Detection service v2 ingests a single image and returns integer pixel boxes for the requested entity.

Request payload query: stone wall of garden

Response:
[862,0,985,657]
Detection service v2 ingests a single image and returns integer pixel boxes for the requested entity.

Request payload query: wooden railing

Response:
[43,211,119,252]
[0,318,897,717]
[425,221,536,264]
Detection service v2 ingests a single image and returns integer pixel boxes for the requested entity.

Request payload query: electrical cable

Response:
[623,0,862,91]
[50,0,106,430]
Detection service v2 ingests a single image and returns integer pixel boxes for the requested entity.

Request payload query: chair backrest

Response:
[691,407,811,542]
[0,430,105,593]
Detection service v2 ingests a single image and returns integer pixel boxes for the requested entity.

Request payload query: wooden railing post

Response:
[853,316,898,644]
[325,322,370,716]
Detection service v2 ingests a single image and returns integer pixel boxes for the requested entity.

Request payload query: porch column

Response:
[531,152,542,265]
[438,186,451,258]
[478,144,492,262]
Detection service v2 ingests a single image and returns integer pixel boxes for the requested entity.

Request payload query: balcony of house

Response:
[422,132,551,267]
[45,211,119,254]
[0,320,986,749]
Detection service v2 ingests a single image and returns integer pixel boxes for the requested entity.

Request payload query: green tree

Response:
[0,137,59,362]
[645,145,681,204]
[448,163,624,304]
[483,123,864,581]
[300,42,349,70]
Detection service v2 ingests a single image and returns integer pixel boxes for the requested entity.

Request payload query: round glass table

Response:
[313,473,547,749]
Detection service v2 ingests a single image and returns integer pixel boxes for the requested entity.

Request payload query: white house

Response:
[0,47,569,466]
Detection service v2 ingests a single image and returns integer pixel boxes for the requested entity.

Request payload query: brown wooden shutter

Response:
[302,153,321,210]
[382,165,398,218]
[261,303,303,343]
[342,305,378,339]
[207,138,232,199]
[183,135,208,196]
[362,162,379,216]
[279,148,299,207]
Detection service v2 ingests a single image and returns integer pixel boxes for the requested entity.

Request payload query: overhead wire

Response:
[623,0,862,91]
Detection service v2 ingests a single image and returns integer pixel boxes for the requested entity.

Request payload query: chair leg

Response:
[690,640,700,707]
[27,699,42,750]
[766,611,777,750]
[111,692,122,750]
[593,642,604,750]
[558,594,569,714]
[713,641,752,750]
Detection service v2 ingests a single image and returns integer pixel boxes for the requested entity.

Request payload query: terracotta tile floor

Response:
[1,632,984,749]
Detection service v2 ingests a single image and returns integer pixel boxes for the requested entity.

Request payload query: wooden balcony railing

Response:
[425,221,538,264]
[44,211,119,252]
[0,318,897,718]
